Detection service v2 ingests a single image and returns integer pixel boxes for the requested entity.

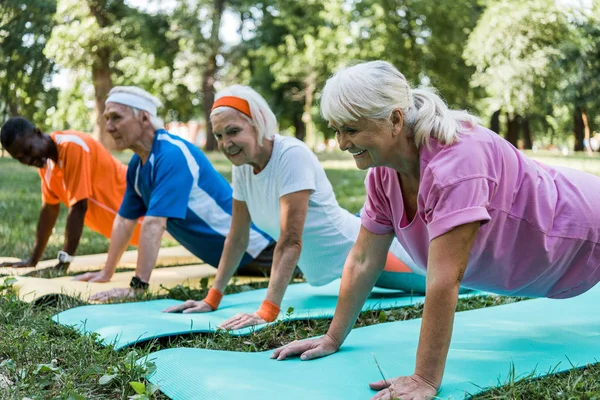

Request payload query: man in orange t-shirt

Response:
[0,117,141,271]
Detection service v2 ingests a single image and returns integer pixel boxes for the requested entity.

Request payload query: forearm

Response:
[414,281,460,388]
[264,239,302,306]
[326,257,383,345]
[30,203,60,263]
[135,217,166,282]
[102,215,137,277]
[212,232,250,292]
[62,199,88,255]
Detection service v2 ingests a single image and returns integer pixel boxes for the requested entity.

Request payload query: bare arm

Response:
[264,190,311,306]
[102,215,138,277]
[272,226,393,359]
[62,199,88,256]
[16,203,60,267]
[218,190,310,328]
[134,216,167,282]
[413,221,479,388]
[325,226,394,344]
[211,199,253,292]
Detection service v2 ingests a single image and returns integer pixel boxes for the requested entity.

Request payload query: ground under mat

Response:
[52,280,455,349]
[141,285,600,399]
[0,246,200,276]
[2,264,217,303]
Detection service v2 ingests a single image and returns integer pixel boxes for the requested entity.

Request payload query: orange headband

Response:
[211,96,252,119]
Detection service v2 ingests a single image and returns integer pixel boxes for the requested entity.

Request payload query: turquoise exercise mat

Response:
[142,285,600,400]
[53,279,448,349]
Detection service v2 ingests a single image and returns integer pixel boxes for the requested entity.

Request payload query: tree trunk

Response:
[521,117,533,150]
[92,47,114,149]
[581,106,592,156]
[302,71,317,148]
[293,112,306,141]
[202,0,225,152]
[8,100,19,116]
[87,0,114,148]
[573,105,585,152]
[505,113,520,147]
[490,109,501,134]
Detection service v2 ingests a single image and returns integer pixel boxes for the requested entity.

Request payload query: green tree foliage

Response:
[227,0,354,145]
[0,0,57,129]
[351,0,483,109]
[45,0,184,144]
[465,0,600,150]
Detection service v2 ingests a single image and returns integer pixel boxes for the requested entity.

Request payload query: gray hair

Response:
[210,85,277,146]
[106,86,165,130]
[321,60,479,147]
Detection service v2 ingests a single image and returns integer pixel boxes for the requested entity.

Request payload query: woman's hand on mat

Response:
[162,300,213,313]
[89,287,137,302]
[218,313,266,330]
[72,270,112,282]
[271,333,340,361]
[0,258,35,268]
[369,374,438,400]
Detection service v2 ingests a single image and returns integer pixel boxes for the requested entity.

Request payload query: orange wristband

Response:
[203,288,223,310]
[255,299,280,322]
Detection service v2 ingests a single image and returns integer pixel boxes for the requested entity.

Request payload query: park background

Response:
[1,0,600,399]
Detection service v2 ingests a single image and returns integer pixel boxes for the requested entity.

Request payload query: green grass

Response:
[1,150,599,399]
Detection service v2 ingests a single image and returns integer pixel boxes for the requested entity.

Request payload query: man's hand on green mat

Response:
[271,334,340,361]
[0,258,36,268]
[369,374,437,400]
[89,287,137,302]
[72,270,112,283]
[162,300,213,313]
[218,313,267,330]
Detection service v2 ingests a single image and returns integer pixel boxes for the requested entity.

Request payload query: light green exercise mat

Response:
[52,280,476,349]
[142,285,600,400]
[53,280,467,349]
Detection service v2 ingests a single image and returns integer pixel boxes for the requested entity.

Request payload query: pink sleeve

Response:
[360,169,395,235]
[423,177,494,240]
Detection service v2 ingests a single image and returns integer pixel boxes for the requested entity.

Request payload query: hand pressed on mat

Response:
[89,287,140,302]
[72,270,112,282]
[369,374,437,400]
[218,312,267,330]
[0,258,35,268]
[271,333,340,361]
[163,300,213,313]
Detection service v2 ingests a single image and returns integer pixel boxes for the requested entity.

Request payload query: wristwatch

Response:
[57,251,74,263]
[130,276,150,291]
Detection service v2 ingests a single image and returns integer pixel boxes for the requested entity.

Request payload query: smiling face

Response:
[104,102,146,151]
[330,117,394,170]
[211,108,262,167]
[330,110,418,171]
[6,128,54,168]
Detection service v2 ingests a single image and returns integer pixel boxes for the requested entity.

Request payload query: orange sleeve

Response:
[38,169,60,205]
[61,143,92,206]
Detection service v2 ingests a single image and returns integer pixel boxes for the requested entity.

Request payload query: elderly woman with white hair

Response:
[164,84,426,328]
[272,60,600,399]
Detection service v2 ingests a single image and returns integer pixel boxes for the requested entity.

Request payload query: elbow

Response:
[277,236,303,255]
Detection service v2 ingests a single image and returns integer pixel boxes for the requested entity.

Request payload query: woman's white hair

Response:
[107,86,165,130]
[210,85,277,146]
[321,60,479,147]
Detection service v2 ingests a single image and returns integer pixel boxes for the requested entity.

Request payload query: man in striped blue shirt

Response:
[74,86,274,300]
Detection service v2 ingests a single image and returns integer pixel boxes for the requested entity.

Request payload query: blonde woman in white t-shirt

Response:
[163,85,426,329]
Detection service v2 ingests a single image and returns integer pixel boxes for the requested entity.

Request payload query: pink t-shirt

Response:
[361,124,600,299]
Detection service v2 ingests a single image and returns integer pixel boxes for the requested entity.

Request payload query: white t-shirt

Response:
[232,134,360,285]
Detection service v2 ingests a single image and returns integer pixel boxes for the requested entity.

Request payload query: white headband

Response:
[105,92,158,117]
